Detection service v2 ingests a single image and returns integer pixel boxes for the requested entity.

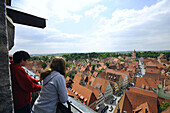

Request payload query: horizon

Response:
[9,0,170,55]
[23,49,170,56]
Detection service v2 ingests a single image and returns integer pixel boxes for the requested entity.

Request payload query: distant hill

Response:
[30,50,170,56]
[30,53,70,56]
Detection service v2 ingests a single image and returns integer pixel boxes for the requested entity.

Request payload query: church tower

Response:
[132,49,136,59]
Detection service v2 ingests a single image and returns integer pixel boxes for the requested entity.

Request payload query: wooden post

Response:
[0,0,14,112]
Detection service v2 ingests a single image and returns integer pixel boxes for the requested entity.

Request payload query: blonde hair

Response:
[40,57,66,81]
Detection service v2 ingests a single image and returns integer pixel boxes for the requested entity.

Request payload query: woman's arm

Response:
[56,75,68,103]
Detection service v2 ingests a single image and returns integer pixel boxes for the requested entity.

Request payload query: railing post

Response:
[67,101,71,111]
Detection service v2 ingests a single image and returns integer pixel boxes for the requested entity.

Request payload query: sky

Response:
[9,0,170,55]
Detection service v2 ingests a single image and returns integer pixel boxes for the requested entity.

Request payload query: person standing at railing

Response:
[10,51,42,113]
[32,57,68,113]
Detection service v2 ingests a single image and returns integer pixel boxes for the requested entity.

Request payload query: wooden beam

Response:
[7,7,46,28]
[6,0,11,6]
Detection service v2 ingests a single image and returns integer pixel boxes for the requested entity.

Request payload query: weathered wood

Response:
[7,7,46,28]
[6,0,11,6]
[0,0,13,112]
[7,15,14,50]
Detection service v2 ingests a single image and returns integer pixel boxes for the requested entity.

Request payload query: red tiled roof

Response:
[92,72,98,77]
[87,76,95,85]
[143,73,163,81]
[91,77,109,94]
[161,59,168,62]
[106,69,130,80]
[162,106,170,113]
[124,87,158,113]
[86,85,100,99]
[66,76,71,82]
[146,61,158,67]
[80,66,86,72]
[130,87,157,98]
[135,77,158,91]
[145,68,161,74]
[158,54,165,59]
[144,58,158,65]
[158,97,170,106]
[73,72,82,83]
[133,102,151,113]
[99,72,106,79]
[67,88,76,97]
[72,83,97,106]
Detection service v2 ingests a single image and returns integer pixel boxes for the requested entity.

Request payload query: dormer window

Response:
[84,98,87,102]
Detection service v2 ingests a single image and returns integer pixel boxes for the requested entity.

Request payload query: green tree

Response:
[41,62,47,69]
[135,59,139,62]
[168,69,170,72]
[66,61,71,67]
[92,64,95,70]
[105,62,109,67]
[160,102,170,112]
[96,70,102,73]
[120,59,125,62]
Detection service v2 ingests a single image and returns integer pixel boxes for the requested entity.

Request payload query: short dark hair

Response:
[13,51,30,64]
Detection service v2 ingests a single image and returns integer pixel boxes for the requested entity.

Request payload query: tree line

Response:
[62,51,170,61]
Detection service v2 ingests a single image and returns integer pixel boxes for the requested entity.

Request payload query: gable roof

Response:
[130,87,157,98]
[135,77,158,91]
[92,71,99,77]
[87,76,95,86]
[67,88,76,98]
[66,76,71,82]
[99,72,106,79]
[72,83,97,106]
[144,73,163,81]
[114,87,158,113]
[133,102,151,113]
[158,54,165,59]
[106,69,130,80]
[73,72,83,83]
[91,77,109,94]
[86,85,101,99]
[126,87,158,113]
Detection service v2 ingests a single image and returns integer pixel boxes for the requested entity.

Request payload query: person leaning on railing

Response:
[32,57,68,113]
[10,51,42,113]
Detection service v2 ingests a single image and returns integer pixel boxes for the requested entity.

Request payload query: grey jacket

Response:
[32,71,68,113]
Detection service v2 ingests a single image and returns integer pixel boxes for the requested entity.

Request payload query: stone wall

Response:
[0,0,13,112]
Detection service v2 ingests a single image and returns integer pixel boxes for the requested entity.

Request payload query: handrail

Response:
[23,67,95,113]
[68,101,84,113]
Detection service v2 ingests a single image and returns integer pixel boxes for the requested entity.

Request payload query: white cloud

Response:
[85,5,107,18]
[10,0,170,54]
[70,14,83,23]
[12,0,101,23]
[94,0,170,35]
